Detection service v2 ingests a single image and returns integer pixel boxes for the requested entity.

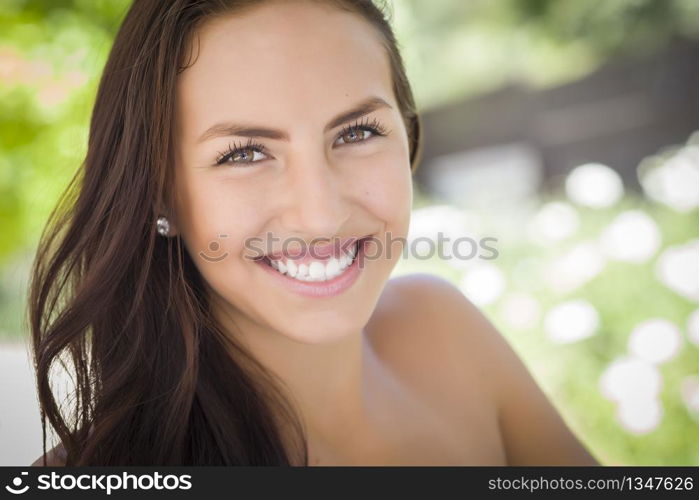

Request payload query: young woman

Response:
[29,0,599,466]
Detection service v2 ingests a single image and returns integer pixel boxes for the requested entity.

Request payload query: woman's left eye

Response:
[213,116,390,168]
[335,117,389,146]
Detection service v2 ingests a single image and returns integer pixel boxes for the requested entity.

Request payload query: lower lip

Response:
[255,238,368,298]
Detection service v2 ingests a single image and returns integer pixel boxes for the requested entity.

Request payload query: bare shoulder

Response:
[30,443,67,467]
[368,273,500,399]
[368,272,599,465]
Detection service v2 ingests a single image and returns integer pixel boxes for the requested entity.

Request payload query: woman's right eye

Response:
[215,140,270,167]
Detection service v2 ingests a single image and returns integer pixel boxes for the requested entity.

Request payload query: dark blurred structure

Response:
[416,39,699,206]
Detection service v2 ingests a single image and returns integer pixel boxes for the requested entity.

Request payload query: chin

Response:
[277,317,364,345]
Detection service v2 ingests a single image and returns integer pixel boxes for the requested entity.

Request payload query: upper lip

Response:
[265,235,370,261]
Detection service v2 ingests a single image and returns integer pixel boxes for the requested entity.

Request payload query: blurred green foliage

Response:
[395,0,699,107]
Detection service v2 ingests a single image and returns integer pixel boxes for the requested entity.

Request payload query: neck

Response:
[210,297,370,449]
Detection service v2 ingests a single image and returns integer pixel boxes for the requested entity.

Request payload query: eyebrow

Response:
[196,95,393,143]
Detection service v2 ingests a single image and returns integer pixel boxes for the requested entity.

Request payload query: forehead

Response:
[176,1,394,138]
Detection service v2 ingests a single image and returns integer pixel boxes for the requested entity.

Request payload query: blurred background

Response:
[1,0,698,465]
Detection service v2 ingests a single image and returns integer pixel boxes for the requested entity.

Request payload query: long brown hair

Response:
[28,0,422,466]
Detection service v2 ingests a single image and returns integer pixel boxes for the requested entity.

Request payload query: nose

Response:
[279,152,350,238]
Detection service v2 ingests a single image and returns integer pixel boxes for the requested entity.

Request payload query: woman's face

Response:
[172,0,412,344]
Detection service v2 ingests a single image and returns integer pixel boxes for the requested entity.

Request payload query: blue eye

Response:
[213,116,390,167]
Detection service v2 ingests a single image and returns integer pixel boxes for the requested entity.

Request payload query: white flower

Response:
[566,163,624,208]
[527,201,580,245]
[458,262,506,306]
[545,241,606,293]
[599,356,662,402]
[600,356,665,434]
[655,239,699,302]
[599,210,661,263]
[615,396,663,434]
[638,145,699,213]
[627,318,683,364]
[544,299,599,344]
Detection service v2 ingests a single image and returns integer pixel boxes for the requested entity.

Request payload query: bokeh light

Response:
[545,241,606,293]
[544,299,600,344]
[565,163,624,209]
[599,356,663,404]
[599,210,661,263]
[527,201,580,245]
[638,144,699,213]
[655,239,699,302]
[458,262,507,306]
[627,318,683,364]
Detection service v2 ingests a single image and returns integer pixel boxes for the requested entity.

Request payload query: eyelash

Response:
[213,116,390,167]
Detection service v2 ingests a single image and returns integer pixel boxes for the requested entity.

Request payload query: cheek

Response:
[174,175,256,266]
[354,151,413,228]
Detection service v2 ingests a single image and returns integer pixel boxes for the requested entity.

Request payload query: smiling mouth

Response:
[258,235,371,282]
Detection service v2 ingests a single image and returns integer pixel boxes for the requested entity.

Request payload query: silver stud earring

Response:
[156,215,170,237]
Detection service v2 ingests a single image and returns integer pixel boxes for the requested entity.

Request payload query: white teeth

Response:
[308,261,325,280]
[286,259,297,278]
[325,257,340,278]
[265,241,360,282]
[297,263,309,279]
